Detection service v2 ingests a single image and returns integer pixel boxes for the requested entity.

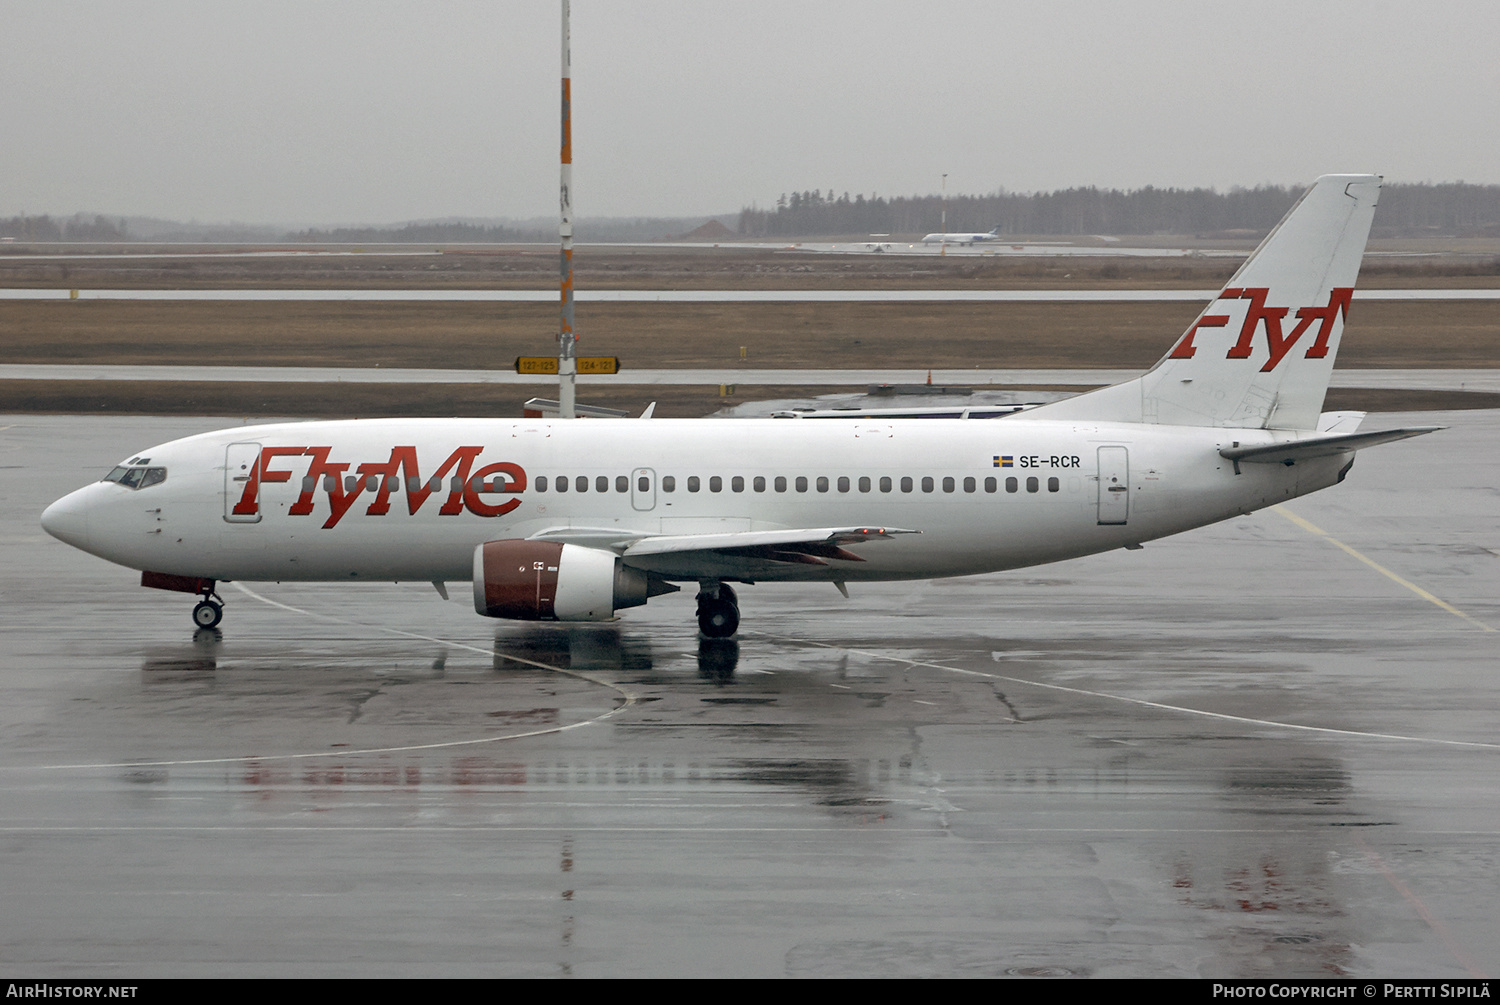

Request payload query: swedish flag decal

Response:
[993,455,1013,468]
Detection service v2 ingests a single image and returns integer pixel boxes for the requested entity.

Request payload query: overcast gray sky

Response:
[2,1,1496,224]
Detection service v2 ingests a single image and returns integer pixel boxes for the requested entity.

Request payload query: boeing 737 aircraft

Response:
[41,175,1437,638]
[920,228,1000,245]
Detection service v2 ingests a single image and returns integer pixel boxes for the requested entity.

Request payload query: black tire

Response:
[717,583,738,607]
[192,600,223,629]
[697,598,739,638]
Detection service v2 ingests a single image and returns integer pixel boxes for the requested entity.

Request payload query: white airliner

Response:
[41,175,1437,638]
[920,228,1000,245]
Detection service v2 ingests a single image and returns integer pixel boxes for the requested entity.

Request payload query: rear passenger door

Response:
[1097,446,1129,525]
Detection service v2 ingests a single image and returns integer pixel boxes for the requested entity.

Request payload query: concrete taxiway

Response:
[3,288,1498,301]
[8,364,1500,394]
[1,412,1497,977]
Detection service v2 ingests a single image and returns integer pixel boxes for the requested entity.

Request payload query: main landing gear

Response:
[696,582,739,638]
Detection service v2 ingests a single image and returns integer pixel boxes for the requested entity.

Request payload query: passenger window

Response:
[795,476,808,492]
[556,476,568,493]
[942,476,955,493]
[900,476,913,493]
[985,477,997,493]
[302,475,316,493]
[753,476,765,492]
[1048,477,1060,492]
[731,476,744,493]
[963,476,976,493]
[880,476,892,493]
[326,475,339,492]
[614,475,626,492]
[427,477,442,492]
[1006,477,1018,493]
[688,476,700,492]
[774,476,787,492]
[1027,476,1039,493]
[536,475,548,492]
[921,476,934,493]
[596,475,608,493]
[577,475,589,492]
[837,476,850,493]
[662,475,675,492]
[347,476,359,492]
[408,476,423,492]
[638,475,650,492]
[710,476,722,493]
[858,476,871,493]
[816,476,829,493]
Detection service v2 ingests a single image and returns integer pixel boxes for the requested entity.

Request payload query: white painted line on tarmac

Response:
[757,633,1500,751]
[8,584,639,771]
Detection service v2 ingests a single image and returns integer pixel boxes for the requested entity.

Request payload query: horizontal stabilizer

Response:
[1219,426,1442,465]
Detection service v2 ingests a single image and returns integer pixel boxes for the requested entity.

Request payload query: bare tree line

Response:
[0,214,130,242]
[7,183,1499,243]
[737,182,1500,238]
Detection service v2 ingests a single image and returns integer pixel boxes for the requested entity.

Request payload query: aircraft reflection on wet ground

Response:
[148,622,739,681]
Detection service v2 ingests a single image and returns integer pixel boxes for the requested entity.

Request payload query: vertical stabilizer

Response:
[1034,174,1380,430]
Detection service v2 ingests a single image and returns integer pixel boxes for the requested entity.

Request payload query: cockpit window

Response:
[103,465,167,489]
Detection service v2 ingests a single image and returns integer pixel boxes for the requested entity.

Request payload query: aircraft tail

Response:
[1033,174,1381,430]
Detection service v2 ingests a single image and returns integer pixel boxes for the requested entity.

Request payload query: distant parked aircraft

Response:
[920,228,1000,245]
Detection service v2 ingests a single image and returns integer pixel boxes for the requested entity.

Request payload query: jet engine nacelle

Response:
[472,539,674,621]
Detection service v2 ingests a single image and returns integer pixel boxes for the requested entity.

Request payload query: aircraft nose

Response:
[41,489,92,550]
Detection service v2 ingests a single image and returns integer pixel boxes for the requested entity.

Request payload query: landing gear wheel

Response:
[192,600,223,629]
[717,583,737,607]
[697,598,739,638]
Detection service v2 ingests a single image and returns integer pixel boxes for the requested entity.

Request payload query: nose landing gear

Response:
[192,598,224,629]
[140,572,225,631]
[696,582,740,638]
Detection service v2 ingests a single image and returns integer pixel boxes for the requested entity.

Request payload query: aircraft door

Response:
[631,467,656,511]
[1097,446,1129,525]
[224,442,263,523]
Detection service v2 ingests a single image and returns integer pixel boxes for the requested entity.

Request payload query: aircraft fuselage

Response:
[43,416,1348,586]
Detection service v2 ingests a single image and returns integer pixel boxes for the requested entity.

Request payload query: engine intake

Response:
[472,539,676,621]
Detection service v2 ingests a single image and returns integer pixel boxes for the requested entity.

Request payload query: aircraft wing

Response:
[527,525,920,579]
[624,526,918,563]
[1218,426,1443,465]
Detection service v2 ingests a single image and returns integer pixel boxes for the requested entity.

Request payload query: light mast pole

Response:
[558,0,577,418]
[940,173,948,257]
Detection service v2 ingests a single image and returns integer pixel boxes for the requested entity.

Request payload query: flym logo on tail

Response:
[1167,286,1354,372]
